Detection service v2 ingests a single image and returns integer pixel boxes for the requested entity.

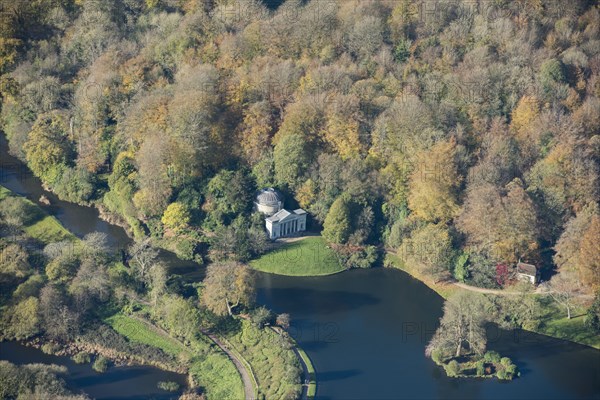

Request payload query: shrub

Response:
[250,307,272,329]
[500,357,512,367]
[430,349,444,365]
[157,381,180,392]
[497,368,508,380]
[40,343,60,355]
[92,356,109,372]
[72,352,90,364]
[175,239,196,260]
[483,351,501,364]
[584,292,600,333]
[276,313,290,330]
[498,360,519,380]
[444,360,460,377]
[475,360,485,377]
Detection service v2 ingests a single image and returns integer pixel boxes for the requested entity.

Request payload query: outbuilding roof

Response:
[517,262,538,276]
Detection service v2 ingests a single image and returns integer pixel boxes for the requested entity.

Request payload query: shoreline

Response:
[269,326,317,399]
[384,253,600,351]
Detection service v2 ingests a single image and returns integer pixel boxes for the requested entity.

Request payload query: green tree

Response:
[322,194,352,245]
[444,360,460,377]
[0,197,38,227]
[0,243,32,279]
[453,252,470,283]
[156,295,200,339]
[23,112,74,186]
[3,297,40,340]
[398,223,453,282]
[274,133,310,190]
[205,169,251,225]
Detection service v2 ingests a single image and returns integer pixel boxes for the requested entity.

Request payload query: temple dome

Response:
[255,188,283,216]
[256,188,283,206]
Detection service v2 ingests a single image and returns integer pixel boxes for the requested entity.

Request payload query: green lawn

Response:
[0,185,75,244]
[291,338,317,398]
[104,314,186,357]
[106,313,244,400]
[251,236,345,276]
[534,297,600,349]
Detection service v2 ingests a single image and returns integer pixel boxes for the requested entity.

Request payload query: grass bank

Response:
[0,185,76,244]
[385,253,600,350]
[251,236,345,276]
[224,319,303,399]
[105,313,245,400]
[104,314,186,357]
[288,333,317,398]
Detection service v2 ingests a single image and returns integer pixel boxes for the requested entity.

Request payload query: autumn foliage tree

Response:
[458,179,539,265]
[161,202,191,234]
[201,262,255,317]
[408,139,461,224]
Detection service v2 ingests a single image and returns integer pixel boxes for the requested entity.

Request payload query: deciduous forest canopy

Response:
[4,0,595,290]
[0,0,599,396]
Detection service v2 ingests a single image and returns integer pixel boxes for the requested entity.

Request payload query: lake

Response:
[2,134,599,399]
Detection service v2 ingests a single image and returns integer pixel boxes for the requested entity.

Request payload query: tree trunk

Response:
[225,298,232,316]
[567,304,571,319]
[456,341,462,358]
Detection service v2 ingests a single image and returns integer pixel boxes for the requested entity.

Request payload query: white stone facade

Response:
[265,209,307,239]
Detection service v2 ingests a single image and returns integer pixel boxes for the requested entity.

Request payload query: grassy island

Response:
[250,236,345,276]
[432,351,519,380]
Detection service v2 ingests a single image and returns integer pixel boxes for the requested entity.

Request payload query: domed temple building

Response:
[255,188,307,239]
[254,188,283,216]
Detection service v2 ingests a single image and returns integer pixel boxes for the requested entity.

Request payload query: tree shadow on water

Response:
[260,287,380,315]
[316,369,361,382]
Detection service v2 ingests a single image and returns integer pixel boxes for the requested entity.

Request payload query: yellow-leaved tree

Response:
[408,139,461,223]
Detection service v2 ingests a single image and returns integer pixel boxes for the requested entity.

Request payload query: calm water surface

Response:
[2,135,599,399]
[256,270,600,399]
[0,341,187,400]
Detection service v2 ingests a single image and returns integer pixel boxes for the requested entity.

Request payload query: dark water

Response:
[0,341,187,400]
[256,270,600,399]
[2,134,600,399]
[0,135,129,248]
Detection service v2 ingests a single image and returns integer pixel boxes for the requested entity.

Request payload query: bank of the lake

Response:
[251,236,345,276]
[0,184,244,399]
[385,252,600,350]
